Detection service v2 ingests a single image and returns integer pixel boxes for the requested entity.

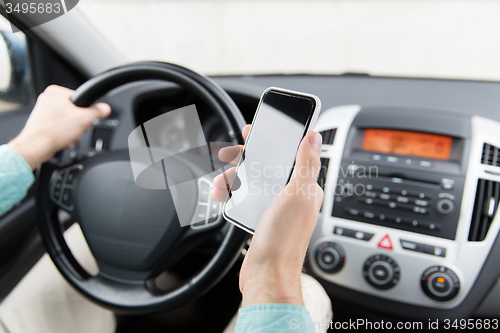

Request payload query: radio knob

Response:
[363,254,400,290]
[315,242,346,274]
[421,266,460,301]
[436,199,455,216]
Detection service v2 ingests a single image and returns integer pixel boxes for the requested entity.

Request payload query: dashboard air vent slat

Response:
[317,158,330,190]
[481,143,500,167]
[318,157,330,212]
[468,179,500,241]
[320,129,336,145]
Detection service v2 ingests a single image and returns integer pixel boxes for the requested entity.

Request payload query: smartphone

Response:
[222,87,321,234]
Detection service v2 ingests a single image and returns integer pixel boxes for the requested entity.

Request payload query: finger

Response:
[213,167,236,190]
[90,103,112,118]
[217,125,250,163]
[211,187,230,203]
[218,145,243,164]
[44,85,74,96]
[289,131,323,186]
[242,124,251,140]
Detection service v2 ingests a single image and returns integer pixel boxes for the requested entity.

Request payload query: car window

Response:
[79,0,500,81]
[0,15,35,113]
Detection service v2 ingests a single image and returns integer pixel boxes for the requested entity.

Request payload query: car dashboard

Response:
[309,104,500,321]
[73,74,500,321]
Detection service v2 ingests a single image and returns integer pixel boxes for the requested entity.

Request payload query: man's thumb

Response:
[290,131,323,185]
[91,103,112,118]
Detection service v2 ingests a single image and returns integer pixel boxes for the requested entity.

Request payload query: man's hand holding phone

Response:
[211,126,324,307]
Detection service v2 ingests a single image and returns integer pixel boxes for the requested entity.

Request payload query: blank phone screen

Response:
[224,90,316,232]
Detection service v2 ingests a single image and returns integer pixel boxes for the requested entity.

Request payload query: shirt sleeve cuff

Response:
[0,144,35,215]
[235,303,316,333]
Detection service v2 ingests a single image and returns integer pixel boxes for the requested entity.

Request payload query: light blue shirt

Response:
[235,304,315,332]
[0,144,35,217]
[0,144,315,332]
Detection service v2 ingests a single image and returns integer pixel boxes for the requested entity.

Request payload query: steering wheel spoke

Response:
[189,177,224,230]
[49,164,84,212]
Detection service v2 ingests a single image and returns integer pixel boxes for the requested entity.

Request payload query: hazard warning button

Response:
[378,235,393,250]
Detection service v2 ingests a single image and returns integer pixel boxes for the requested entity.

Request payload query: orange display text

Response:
[362,129,453,161]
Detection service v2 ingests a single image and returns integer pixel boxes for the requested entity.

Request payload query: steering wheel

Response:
[36,62,248,314]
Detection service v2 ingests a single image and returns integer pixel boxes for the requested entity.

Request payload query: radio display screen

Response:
[362,129,453,160]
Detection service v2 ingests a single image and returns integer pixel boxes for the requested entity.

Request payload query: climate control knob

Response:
[363,254,400,290]
[315,242,346,274]
[421,266,460,301]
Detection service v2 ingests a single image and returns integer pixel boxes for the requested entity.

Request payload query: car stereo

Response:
[331,109,471,240]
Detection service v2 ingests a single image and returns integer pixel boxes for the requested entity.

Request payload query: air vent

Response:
[481,143,500,166]
[320,129,336,145]
[317,158,330,190]
[318,157,330,212]
[469,179,500,241]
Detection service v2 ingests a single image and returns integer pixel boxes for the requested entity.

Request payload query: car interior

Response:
[1,1,500,332]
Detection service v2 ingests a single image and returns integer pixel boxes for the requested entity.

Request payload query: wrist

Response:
[241,274,303,307]
[9,132,54,170]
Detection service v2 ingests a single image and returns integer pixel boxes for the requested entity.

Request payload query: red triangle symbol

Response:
[378,235,393,250]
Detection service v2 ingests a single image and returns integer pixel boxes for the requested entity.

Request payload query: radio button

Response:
[334,226,374,241]
[419,221,442,231]
[341,183,354,197]
[364,211,375,219]
[423,245,447,257]
[391,177,403,184]
[436,199,455,216]
[413,206,428,214]
[420,161,432,168]
[415,199,429,207]
[400,240,422,252]
[406,191,432,199]
[441,178,455,190]
[400,239,446,257]
[429,223,441,231]
[346,208,361,216]
[386,156,399,163]
[347,164,359,176]
[438,193,455,200]
[379,193,391,200]
[399,218,416,226]
[396,196,409,203]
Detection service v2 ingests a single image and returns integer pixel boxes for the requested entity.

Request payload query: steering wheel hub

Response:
[73,151,187,280]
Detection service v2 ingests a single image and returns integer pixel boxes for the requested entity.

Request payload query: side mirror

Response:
[0,30,31,106]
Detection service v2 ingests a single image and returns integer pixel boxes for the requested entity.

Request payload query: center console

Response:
[309,105,500,316]
[332,112,469,241]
